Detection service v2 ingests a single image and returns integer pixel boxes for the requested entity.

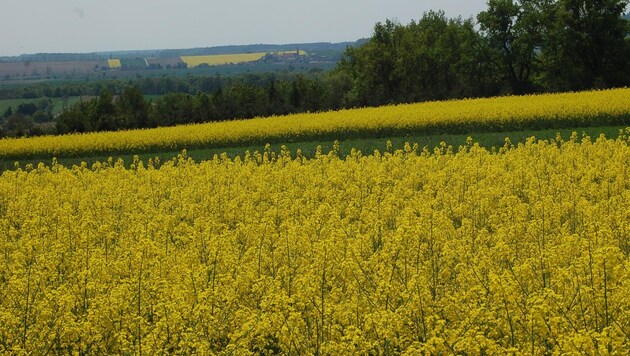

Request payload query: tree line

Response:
[54,77,345,135]
[2,0,629,136]
[1,99,55,137]
[340,0,630,104]
[0,72,342,137]
[0,71,325,100]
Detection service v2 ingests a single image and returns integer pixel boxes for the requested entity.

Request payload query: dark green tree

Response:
[399,11,489,100]
[56,101,94,134]
[192,92,214,123]
[94,89,117,131]
[477,0,544,93]
[225,84,267,119]
[324,70,353,110]
[116,86,149,128]
[2,106,12,119]
[339,12,492,105]
[541,0,630,89]
[266,80,287,116]
[339,19,405,106]
[151,93,193,126]
[4,113,34,137]
[17,102,38,116]
[38,98,54,117]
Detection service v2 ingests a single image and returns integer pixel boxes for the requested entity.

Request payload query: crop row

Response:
[0,88,628,160]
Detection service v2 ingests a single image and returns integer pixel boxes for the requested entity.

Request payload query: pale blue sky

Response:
[1,0,488,56]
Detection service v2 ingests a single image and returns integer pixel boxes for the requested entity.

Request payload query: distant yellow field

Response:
[181,51,306,67]
[107,59,121,69]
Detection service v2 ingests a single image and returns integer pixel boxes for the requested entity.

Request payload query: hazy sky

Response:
[1,0,488,56]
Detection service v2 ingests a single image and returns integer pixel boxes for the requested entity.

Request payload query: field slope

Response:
[1,87,629,354]
[0,133,628,354]
[1,88,629,161]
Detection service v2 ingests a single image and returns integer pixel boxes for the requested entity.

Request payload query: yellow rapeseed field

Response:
[180,51,306,67]
[0,132,628,354]
[107,59,122,69]
[0,88,628,160]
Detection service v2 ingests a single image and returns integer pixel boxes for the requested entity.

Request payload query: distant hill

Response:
[0,41,368,82]
[0,41,365,63]
[624,13,630,20]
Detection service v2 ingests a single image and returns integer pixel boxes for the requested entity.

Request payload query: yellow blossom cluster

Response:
[0,131,628,354]
[0,88,628,160]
